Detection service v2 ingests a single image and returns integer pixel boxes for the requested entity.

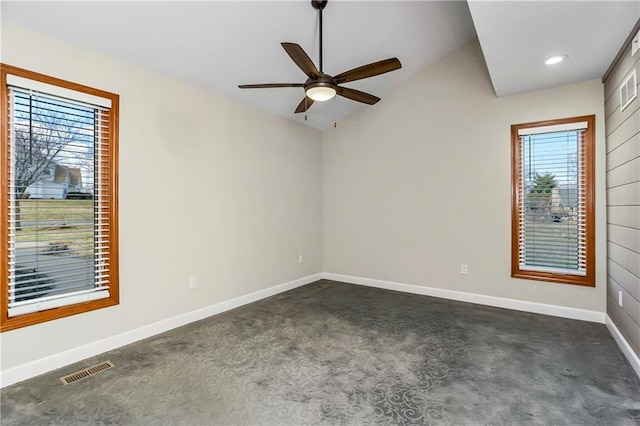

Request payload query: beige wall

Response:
[604,37,640,357]
[0,29,612,376]
[0,25,324,371]
[323,40,607,312]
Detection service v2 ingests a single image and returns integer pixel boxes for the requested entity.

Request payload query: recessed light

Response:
[543,55,568,66]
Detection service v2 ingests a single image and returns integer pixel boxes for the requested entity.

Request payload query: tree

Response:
[13,101,89,198]
[527,173,557,212]
[12,96,91,228]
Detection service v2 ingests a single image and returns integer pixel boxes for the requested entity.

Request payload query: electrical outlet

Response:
[618,290,623,307]
[298,254,304,264]
[189,276,197,289]
[460,264,468,275]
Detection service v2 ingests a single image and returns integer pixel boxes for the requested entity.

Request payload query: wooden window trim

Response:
[510,115,595,287]
[0,64,119,331]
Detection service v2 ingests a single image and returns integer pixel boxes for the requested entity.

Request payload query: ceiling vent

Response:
[620,69,637,112]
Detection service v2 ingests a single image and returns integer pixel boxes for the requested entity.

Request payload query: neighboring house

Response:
[26,164,82,199]
[549,185,578,220]
[549,187,565,217]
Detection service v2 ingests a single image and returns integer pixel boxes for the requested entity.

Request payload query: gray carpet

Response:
[2,280,639,425]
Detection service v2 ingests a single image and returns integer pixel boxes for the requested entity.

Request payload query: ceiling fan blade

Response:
[334,58,402,84]
[337,87,380,105]
[294,96,315,113]
[282,42,320,79]
[238,83,304,89]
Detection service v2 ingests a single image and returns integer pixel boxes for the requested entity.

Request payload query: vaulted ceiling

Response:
[2,1,638,130]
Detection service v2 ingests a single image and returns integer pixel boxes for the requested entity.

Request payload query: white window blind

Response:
[517,124,588,275]
[6,79,112,317]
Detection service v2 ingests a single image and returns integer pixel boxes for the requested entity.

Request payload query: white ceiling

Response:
[468,0,640,97]
[2,1,639,130]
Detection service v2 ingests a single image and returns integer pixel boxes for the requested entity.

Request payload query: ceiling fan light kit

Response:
[306,84,336,101]
[239,0,401,114]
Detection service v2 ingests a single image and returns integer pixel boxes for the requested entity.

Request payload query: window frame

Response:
[1,64,119,331]
[510,115,595,287]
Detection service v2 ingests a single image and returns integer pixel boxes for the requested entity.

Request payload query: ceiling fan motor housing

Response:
[305,74,337,91]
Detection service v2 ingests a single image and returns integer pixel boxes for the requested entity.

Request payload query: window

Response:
[511,115,595,286]
[1,64,119,331]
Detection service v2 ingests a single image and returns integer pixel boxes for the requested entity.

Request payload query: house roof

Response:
[53,165,82,186]
[53,165,67,184]
[68,168,81,186]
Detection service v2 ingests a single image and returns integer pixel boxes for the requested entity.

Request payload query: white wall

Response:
[323,40,607,312]
[0,25,323,371]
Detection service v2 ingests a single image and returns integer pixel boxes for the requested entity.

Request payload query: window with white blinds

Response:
[1,64,119,331]
[511,116,595,287]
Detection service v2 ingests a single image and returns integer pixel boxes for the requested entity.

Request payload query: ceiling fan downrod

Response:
[312,0,328,73]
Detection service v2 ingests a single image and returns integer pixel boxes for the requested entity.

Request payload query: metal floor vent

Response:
[60,361,114,385]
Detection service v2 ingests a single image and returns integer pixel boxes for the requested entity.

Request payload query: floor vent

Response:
[60,361,113,385]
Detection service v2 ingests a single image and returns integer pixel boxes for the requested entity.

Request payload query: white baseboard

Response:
[0,273,322,388]
[327,273,639,379]
[322,272,606,323]
[4,272,627,388]
[605,315,640,378]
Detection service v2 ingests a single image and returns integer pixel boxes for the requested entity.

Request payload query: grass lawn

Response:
[15,199,94,256]
[18,199,93,220]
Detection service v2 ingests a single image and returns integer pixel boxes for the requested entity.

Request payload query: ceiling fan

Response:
[238,0,402,114]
